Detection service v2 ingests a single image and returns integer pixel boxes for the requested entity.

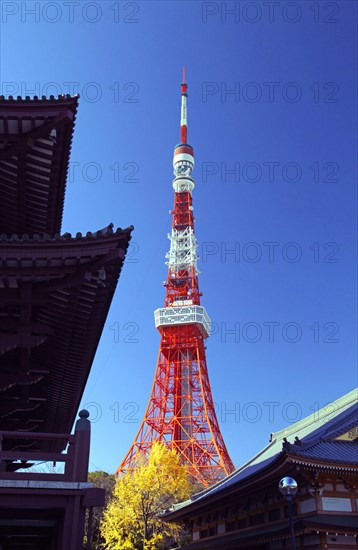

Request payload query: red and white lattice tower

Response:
[116,69,234,487]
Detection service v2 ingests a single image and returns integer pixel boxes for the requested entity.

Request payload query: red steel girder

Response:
[117,325,234,487]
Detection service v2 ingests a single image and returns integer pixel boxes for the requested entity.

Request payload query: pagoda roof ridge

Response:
[0,93,80,103]
[269,388,358,445]
[290,400,358,447]
[0,224,134,243]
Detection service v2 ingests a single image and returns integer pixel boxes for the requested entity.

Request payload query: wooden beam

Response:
[0,334,47,354]
[0,319,54,335]
[0,450,70,462]
[0,373,43,391]
[0,110,73,161]
[0,402,42,418]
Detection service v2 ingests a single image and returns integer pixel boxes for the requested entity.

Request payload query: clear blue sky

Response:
[1,1,357,473]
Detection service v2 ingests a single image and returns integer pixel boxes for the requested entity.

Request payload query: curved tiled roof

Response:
[0,225,133,452]
[0,94,79,103]
[0,95,78,237]
[0,223,128,243]
[167,389,358,514]
[290,440,358,465]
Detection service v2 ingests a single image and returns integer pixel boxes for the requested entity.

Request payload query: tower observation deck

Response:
[116,70,234,487]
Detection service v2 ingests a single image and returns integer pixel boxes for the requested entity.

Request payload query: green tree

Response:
[100,443,191,550]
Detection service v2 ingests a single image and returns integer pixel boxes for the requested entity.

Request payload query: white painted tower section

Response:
[181,92,187,127]
[165,226,199,273]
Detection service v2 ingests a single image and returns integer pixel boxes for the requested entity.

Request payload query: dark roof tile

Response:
[291,440,358,465]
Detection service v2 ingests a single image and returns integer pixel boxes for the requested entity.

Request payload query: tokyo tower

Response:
[116,70,234,487]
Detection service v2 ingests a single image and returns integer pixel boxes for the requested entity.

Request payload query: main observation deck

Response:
[154,303,211,338]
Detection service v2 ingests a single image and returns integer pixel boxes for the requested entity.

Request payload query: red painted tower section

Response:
[116,71,234,487]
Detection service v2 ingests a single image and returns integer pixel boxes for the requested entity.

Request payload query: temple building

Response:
[0,94,133,549]
[164,389,358,549]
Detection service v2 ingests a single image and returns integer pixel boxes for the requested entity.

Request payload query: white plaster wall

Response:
[322,497,352,511]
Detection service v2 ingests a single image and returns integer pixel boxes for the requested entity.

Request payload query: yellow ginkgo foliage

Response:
[100,442,192,550]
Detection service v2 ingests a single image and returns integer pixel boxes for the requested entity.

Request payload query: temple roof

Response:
[290,439,357,464]
[0,224,133,453]
[0,94,78,237]
[167,388,358,515]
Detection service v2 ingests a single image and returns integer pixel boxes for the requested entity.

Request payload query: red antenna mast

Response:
[116,70,234,487]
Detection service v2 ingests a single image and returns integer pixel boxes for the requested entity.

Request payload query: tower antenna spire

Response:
[180,67,188,144]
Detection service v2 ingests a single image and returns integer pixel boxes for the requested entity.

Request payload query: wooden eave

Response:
[286,452,358,473]
[164,450,358,521]
[0,226,133,451]
[164,454,287,521]
[0,95,78,237]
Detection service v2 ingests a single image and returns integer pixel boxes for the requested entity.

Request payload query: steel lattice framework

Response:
[116,71,234,487]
